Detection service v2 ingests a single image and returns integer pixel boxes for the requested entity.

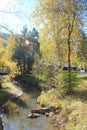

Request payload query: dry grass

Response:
[63,74,87,130]
[38,74,87,130]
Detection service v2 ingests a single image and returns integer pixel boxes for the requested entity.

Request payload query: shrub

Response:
[57,70,79,93]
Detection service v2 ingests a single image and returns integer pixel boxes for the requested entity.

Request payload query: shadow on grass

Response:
[66,89,87,103]
[80,76,87,80]
[63,75,87,102]
[78,75,87,80]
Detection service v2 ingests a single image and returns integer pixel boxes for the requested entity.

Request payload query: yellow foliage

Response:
[7,61,18,77]
[0,33,18,76]
[32,0,81,65]
[5,34,16,60]
[37,90,61,108]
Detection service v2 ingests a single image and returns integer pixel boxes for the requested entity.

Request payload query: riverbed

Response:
[2,84,57,130]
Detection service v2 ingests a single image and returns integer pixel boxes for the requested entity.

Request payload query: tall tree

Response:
[33,0,82,91]
[12,27,40,74]
[3,34,17,77]
[78,32,87,71]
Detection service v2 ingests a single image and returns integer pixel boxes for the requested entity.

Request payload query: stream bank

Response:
[1,83,57,130]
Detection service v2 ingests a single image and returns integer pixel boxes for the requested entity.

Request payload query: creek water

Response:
[2,84,57,130]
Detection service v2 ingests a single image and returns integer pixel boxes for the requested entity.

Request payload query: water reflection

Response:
[4,115,56,130]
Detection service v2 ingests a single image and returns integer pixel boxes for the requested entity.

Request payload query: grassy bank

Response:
[0,80,22,106]
[2,82,19,94]
[37,73,87,130]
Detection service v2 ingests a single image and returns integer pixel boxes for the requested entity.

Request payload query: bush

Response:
[37,89,61,108]
[57,70,79,93]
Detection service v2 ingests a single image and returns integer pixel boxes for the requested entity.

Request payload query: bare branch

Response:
[0,25,13,33]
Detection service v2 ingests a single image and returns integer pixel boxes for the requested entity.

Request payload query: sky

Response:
[0,0,87,35]
[0,0,37,34]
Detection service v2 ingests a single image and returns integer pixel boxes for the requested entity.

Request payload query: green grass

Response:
[15,74,48,90]
[61,74,87,130]
[0,82,19,105]
[37,89,62,108]
[2,82,19,95]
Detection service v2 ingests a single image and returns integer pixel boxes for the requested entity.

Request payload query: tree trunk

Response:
[0,78,2,89]
[0,83,2,89]
[67,30,71,92]
[84,65,86,72]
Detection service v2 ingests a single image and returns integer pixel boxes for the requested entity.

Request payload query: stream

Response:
[2,83,57,130]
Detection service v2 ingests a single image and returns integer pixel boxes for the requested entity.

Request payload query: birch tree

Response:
[33,0,82,91]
